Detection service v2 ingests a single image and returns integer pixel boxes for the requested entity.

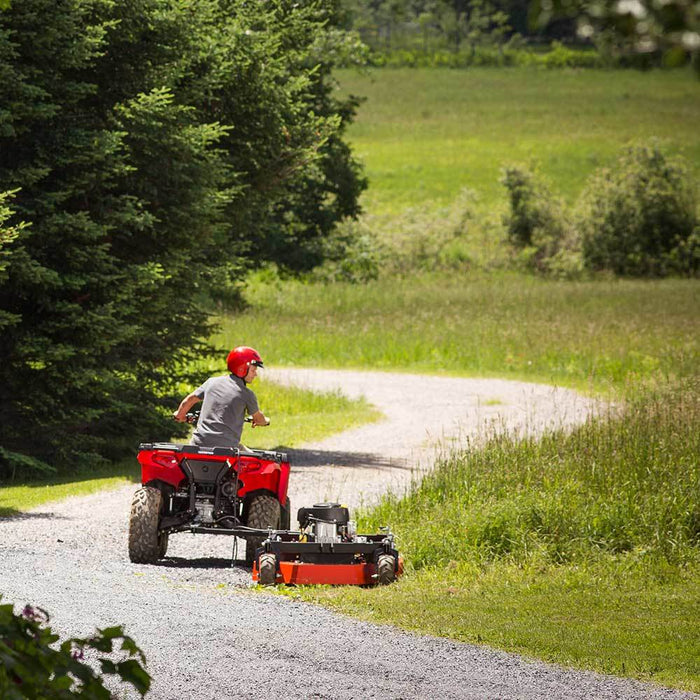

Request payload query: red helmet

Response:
[226,346,264,378]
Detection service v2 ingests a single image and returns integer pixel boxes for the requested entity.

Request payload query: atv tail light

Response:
[238,458,262,473]
[152,453,179,469]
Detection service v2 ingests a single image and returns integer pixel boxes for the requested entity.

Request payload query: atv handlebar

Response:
[182,411,270,426]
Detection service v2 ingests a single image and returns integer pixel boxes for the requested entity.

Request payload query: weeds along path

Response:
[268,368,605,511]
[2,371,694,700]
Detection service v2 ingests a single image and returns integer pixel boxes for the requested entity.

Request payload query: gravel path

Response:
[0,369,695,700]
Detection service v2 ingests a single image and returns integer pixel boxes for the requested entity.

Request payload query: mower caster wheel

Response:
[258,553,277,586]
[376,554,396,585]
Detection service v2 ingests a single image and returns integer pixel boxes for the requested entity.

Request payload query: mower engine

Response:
[298,503,355,543]
[252,502,403,586]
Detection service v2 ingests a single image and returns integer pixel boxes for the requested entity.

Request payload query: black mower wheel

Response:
[258,553,277,586]
[128,486,163,564]
[244,493,281,564]
[376,554,396,585]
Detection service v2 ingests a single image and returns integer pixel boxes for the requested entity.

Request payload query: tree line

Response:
[342,0,699,71]
[0,0,366,476]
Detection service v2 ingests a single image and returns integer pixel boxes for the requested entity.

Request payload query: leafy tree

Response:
[0,0,366,475]
[529,0,699,72]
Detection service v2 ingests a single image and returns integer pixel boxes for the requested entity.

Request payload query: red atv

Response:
[128,422,290,564]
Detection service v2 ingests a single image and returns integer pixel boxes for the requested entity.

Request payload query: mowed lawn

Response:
[335,67,700,216]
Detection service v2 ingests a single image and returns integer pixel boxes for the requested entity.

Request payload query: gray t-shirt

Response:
[190,374,259,448]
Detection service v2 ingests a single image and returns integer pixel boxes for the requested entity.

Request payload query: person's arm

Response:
[250,410,270,428]
[172,393,201,422]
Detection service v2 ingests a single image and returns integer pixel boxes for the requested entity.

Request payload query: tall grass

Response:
[219,273,699,393]
[360,381,699,568]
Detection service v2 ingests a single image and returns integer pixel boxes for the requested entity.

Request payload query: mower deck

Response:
[252,531,403,586]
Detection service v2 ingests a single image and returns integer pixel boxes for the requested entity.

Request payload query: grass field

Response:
[219,273,699,394]
[335,67,700,217]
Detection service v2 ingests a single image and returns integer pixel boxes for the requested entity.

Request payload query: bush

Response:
[376,189,506,275]
[310,218,382,283]
[577,143,699,276]
[0,596,150,698]
[500,165,582,277]
[367,41,607,69]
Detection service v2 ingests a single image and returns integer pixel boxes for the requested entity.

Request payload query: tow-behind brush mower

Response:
[252,503,403,586]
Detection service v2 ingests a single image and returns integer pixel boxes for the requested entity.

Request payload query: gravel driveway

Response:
[0,369,694,699]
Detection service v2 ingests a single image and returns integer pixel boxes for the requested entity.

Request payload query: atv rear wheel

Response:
[376,554,396,585]
[244,493,280,564]
[128,486,163,564]
[258,553,277,586]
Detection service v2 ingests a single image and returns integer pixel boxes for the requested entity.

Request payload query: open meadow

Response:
[335,67,700,217]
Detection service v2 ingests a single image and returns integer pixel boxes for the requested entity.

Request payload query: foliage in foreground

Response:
[0,0,365,477]
[0,597,149,698]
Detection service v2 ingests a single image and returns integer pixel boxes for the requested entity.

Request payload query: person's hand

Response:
[172,411,185,422]
[250,412,270,428]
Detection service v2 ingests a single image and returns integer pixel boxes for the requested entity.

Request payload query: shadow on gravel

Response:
[155,556,250,571]
[0,509,69,520]
[284,448,411,471]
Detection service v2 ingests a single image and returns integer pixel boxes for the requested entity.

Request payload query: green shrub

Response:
[500,165,582,276]
[537,41,603,69]
[310,218,382,283]
[0,597,150,697]
[375,189,506,274]
[577,143,699,276]
[367,42,607,69]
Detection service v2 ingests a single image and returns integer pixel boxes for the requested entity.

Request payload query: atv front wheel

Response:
[128,486,163,564]
[244,493,280,564]
[376,554,396,585]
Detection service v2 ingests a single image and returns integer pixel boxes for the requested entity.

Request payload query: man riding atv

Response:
[173,345,270,448]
